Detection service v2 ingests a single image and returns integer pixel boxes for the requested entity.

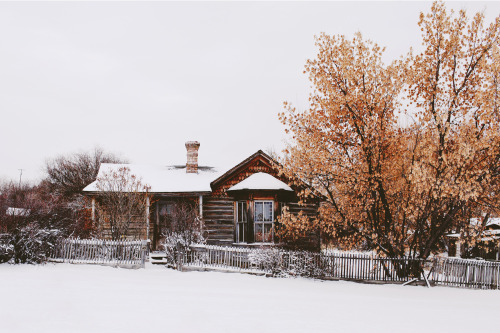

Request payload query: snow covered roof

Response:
[83,163,223,193]
[227,172,293,192]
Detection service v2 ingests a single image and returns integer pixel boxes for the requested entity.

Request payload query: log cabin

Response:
[83,141,319,250]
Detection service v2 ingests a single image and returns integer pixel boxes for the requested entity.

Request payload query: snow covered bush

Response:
[3,226,61,264]
[0,183,64,264]
[248,247,288,277]
[283,250,325,278]
[160,200,205,268]
[249,247,326,278]
[0,234,13,262]
[162,230,205,267]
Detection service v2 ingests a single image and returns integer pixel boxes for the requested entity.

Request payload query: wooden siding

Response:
[282,202,321,251]
[96,215,148,240]
[203,197,234,245]
[288,202,318,217]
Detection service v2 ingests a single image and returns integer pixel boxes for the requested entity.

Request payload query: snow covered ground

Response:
[0,263,498,333]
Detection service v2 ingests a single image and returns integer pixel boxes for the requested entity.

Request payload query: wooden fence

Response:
[175,244,500,289]
[178,245,425,282]
[431,257,500,289]
[183,245,255,271]
[52,238,149,268]
[319,254,425,282]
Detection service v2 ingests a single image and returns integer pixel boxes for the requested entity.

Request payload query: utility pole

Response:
[18,169,23,187]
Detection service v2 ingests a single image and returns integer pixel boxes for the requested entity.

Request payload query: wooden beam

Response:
[146,197,150,241]
[199,195,203,217]
[91,197,95,222]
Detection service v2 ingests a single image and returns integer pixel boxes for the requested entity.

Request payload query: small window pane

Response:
[238,202,247,222]
[263,223,273,242]
[264,202,273,221]
[238,223,245,242]
[255,223,263,242]
[254,202,263,222]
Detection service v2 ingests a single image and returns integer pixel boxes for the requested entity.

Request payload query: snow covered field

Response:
[0,263,498,333]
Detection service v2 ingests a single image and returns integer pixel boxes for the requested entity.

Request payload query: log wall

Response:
[203,196,234,245]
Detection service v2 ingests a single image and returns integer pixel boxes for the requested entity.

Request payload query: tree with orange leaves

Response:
[279,1,500,259]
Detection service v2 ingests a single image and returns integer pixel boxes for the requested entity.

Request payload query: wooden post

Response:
[91,197,95,222]
[199,195,204,233]
[141,240,147,268]
[456,239,461,258]
[199,195,203,217]
[145,196,150,241]
[176,243,183,271]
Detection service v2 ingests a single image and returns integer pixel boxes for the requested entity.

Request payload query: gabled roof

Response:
[210,150,276,188]
[82,150,302,196]
[227,172,293,192]
[82,150,280,195]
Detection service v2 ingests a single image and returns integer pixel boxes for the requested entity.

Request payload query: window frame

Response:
[253,200,274,243]
[236,201,247,243]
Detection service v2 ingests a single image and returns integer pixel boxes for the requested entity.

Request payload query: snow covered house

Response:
[83,142,319,250]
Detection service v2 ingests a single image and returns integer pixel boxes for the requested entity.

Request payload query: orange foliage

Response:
[279,2,500,258]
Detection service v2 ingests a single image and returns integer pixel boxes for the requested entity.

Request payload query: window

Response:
[254,201,273,243]
[158,202,175,234]
[159,202,174,217]
[236,201,247,243]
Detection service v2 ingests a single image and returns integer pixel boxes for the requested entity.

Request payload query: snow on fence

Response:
[174,244,500,289]
[52,238,149,268]
[183,245,256,271]
[431,257,500,290]
[320,254,425,282]
[176,244,425,282]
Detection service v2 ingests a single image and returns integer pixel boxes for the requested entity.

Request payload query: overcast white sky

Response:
[1,1,499,184]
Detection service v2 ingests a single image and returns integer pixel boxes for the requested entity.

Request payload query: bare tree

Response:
[45,147,127,199]
[160,199,205,267]
[41,147,127,238]
[162,199,204,245]
[94,167,151,240]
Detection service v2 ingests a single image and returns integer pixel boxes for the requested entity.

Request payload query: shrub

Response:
[249,247,326,278]
[0,226,61,264]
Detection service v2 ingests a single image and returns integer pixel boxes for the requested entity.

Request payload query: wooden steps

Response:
[150,251,169,265]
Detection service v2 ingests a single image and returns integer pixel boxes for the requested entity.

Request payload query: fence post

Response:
[176,243,183,271]
[141,240,148,268]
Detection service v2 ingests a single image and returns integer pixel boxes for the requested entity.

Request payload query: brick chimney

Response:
[185,141,200,173]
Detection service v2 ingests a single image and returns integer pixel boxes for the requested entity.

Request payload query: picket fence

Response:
[175,244,500,289]
[51,239,500,289]
[178,244,425,282]
[52,238,149,268]
[431,257,500,289]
